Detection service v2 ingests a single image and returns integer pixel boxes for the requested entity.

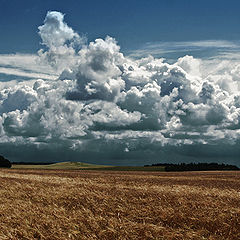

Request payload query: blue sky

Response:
[1,0,240,54]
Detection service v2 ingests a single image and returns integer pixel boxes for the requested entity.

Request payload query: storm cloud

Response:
[0,11,240,165]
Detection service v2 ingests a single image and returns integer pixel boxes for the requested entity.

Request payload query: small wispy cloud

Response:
[128,40,240,59]
[0,54,58,80]
[0,67,57,80]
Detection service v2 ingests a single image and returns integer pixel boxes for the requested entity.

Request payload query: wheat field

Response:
[0,169,239,240]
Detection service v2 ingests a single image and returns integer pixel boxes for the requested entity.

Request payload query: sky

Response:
[0,1,240,165]
[1,0,240,54]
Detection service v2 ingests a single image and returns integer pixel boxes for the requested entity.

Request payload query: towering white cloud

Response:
[38,11,78,49]
[38,11,85,72]
[0,11,240,165]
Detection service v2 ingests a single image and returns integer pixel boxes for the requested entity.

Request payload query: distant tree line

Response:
[0,155,11,168]
[144,162,239,171]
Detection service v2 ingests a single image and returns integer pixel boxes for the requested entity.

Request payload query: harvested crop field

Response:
[0,169,239,240]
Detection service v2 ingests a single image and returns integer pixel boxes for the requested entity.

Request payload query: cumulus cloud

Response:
[0,11,240,165]
[65,36,125,102]
[38,11,86,72]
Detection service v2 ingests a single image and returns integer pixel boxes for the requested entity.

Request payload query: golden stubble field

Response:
[0,169,239,240]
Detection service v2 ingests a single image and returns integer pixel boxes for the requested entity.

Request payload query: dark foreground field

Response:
[0,169,239,239]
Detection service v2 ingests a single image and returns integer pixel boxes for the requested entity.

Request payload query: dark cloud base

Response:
[1,140,240,166]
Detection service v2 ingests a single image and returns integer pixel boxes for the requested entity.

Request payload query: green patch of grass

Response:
[12,162,165,171]
[12,161,109,170]
[11,164,52,169]
[46,161,110,169]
